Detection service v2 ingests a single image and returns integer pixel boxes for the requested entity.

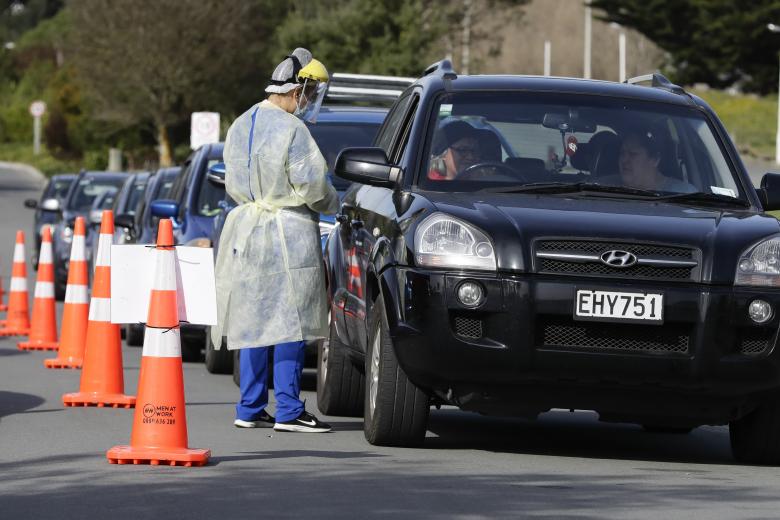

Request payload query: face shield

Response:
[296,79,328,124]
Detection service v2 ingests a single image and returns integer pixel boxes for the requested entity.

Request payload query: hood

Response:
[423,192,780,283]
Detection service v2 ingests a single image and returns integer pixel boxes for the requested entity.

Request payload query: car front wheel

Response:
[205,327,233,374]
[363,296,428,447]
[317,312,364,417]
[730,396,780,464]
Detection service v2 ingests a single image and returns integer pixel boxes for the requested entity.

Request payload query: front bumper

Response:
[387,268,780,424]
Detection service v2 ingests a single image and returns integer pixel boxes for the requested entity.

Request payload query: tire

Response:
[730,397,780,464]
[317,315,364,417]
[55,279,66,301]
[363,296,429,447]
[205,328,233,374]
[642,425,694,434]
[181,334,203,363]
[125,324,144,347]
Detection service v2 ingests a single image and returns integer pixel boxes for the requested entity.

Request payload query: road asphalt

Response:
[2,164,780,519]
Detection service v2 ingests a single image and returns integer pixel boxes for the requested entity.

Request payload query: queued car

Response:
[111,171,151,245]
[24,174,76,269]
[53,171,129,300]
[149,144,224,360]
[203,75,409,379]
[120,166,181,347]
[320,61,780,464]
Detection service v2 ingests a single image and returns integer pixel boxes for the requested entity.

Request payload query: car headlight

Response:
[61,225,73,243]
[319,221,335,241]
[185,237,211,248]
[414,213,496,271]
[735,235,780,286]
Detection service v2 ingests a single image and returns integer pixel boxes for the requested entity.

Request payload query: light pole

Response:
[544,40,551,77]
[767,23,780,165]
[584,2,592,79]
[610,23,627,82]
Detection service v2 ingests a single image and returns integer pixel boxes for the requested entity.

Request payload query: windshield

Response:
[67,176,127,212]
[420,92,744,200]
[44,178,74,202]
[196,159,225,217]
[308,122,381,190]
[125,177,148,215]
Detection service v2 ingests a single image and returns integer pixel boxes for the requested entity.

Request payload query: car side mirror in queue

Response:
[758,173,780,211]
[24,198,38,209]
[114,213,135,230]
[334,147,402,189]
[207,162,226,186]
[150,199,180,219]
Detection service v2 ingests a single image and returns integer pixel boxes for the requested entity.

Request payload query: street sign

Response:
[190,112,220,150]
[29,100,46,117]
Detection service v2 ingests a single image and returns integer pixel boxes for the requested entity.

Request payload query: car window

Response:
[308,122,381,190]
[392,95,419,164]
[44,178,74,202]
[375,94,413,154]
[170,159,193,203]
[67,177,127,211]
[195,159,225,217]
[125,178,148,216]
[419,91,745,199]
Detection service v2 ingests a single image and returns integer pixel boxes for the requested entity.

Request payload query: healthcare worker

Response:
[213,48,339,433]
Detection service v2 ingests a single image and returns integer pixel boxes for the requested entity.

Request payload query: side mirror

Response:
[759,173,780,211]
[334,147,402,188]
[40,198,60,212]
[150,199,179,219]
[115,213,135,230]
[207,162,226,186]
[24,198,38,209]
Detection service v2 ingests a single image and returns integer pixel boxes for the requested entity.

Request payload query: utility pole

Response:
[619,31,627,82]
[544,40,551,77]
[584,2,592,79]
[769,24,780,164]
[461,0,473,75]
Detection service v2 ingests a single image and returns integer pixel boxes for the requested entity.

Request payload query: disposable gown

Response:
[212,100,339,350]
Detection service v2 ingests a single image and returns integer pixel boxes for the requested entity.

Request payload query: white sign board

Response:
[190,112,220,150]
[29,100,46,117]
[110,245,217,326]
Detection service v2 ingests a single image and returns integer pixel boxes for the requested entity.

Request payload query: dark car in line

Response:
[24,174,76,269]
[111,171,151,245]
[53,171,129,300]
[320,61,780,465]
[205,104,390,378]
[149,144,224,360]
[122,166,181,346]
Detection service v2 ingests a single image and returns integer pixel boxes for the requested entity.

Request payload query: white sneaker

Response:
[234,411,275,428]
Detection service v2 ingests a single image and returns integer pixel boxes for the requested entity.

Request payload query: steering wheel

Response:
[456,162,528,182]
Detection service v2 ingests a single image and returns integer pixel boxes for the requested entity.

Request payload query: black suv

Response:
[320,61,780,464]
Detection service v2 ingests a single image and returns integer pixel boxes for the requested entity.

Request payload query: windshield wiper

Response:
[483,182,662,197]
[655,191,750,208]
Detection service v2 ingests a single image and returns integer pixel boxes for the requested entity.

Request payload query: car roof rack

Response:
[624,73,686,96]
[422,59,458,80]
[327,73,416,104]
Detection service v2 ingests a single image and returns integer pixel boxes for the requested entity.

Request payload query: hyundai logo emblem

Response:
[600,250,637,268]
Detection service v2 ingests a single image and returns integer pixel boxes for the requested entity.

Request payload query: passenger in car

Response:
[428,120,482,180]
[602,130,696,193]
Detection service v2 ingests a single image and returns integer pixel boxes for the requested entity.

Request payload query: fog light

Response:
[749,299,773,323]
[457,281,484,307]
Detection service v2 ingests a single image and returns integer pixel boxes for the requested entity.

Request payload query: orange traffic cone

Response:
[64,211,135,408]
[44,217,88,369]
[18,226,59,350]
[107,218,210,466]
[0,231,30,336]
[0,270,7,312]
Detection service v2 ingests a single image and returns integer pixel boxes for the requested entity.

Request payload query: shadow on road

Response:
[424,408,735,465]
[0,390,45,421]
[210,449,385,465]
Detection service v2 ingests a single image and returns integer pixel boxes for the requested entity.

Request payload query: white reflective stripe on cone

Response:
[34,281,54,299]
[152,249,177,291]
[13,243,25,262]
[10,277,26,291]
[39,242,53,264]
[95,234,111,267]
[64,284,89,304]
[142,327,182,358]
[88,297,111,322]
[69,236,86,261]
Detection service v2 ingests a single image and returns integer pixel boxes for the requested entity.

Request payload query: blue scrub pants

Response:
[235,341,305,423]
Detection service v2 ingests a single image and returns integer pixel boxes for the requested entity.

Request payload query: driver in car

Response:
[428,120,482,180]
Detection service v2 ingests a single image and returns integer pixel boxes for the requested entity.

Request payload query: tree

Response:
[591,0,780,94]
[66,0,284,166]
